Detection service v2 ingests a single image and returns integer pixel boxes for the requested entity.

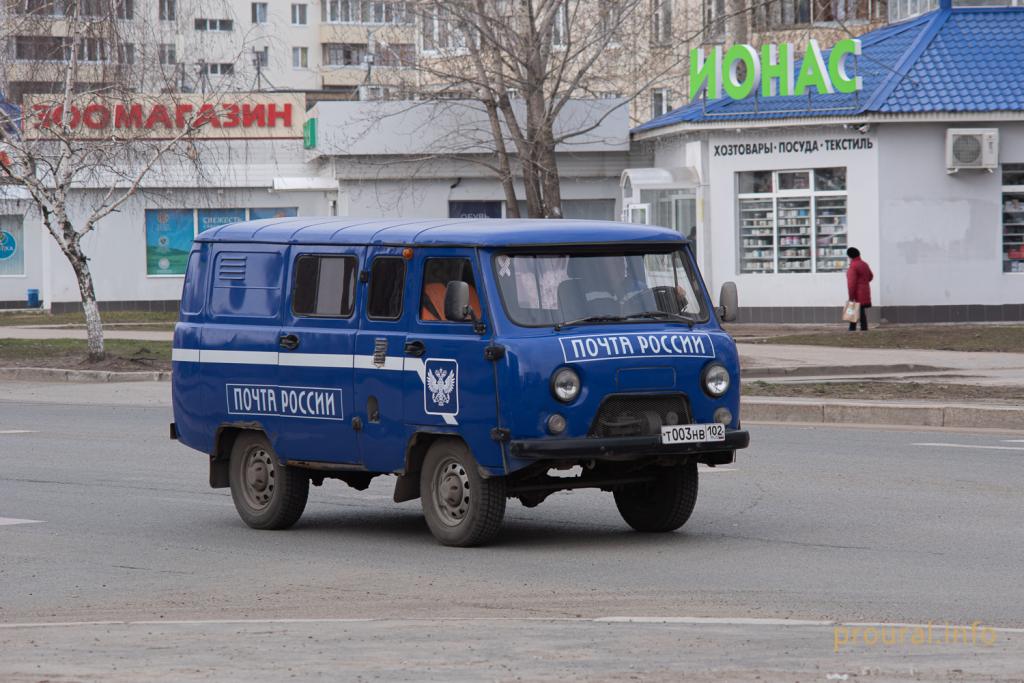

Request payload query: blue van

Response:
[171,218,749,546]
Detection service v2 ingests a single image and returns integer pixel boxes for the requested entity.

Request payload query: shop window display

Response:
[1003,164,1024,273]
[737,168,848,274]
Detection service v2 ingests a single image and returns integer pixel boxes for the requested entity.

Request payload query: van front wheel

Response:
[421,441,506,547]
[614,463,698,532]
[229,432,309,530]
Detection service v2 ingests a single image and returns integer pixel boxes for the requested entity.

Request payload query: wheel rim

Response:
[434,458,471,527]
[240,445,275,511]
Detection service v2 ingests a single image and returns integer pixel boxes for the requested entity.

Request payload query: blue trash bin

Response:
[26,288,40,308]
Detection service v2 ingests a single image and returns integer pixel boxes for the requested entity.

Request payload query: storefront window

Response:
[1003,163,1024,274]
[737,168,848,274]
[0,216,25,277]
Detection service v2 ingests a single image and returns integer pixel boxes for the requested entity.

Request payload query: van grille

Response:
[589,394,692,438]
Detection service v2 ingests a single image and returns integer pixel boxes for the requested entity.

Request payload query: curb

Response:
[0,367,170,383]
[742,363,947,379]
[744,397,1024,431]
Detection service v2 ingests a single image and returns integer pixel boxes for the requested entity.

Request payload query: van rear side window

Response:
[367,257,406,320]
[210,251,282,318]
[292,254,358,317]
[180,251,204,315]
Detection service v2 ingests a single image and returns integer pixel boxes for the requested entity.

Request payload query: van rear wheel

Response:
[614,463,698,532]
[421,440,506,547]
[229,432,309,530]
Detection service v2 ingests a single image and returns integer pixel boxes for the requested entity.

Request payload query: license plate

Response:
[660,423,726,445]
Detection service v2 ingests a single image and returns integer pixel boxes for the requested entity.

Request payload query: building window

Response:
[201,62,235,75]
[14,35,65,61]
[159,0,176,20]
[704,0,725,39]
[158,43,177,65]
[651,0,672,44]
[251,2,268,23]
[118,42,135,64]
[194,18,234,31]
[292,255,358,317]
[291,3,307,24]
[737,168,848,274]
[0,217,25,277]
[1002,164,1024,273]
[115,0,134,19]
[254,46,269,67]
[422,8,465,51]
[889,0,932,21]
[651,88,670,118]
[77,37,110,63]
[377,43,415,67]
[323,43,366,66]
[551,2,569,47]
[292,46,309,68]
[323,0,405,23]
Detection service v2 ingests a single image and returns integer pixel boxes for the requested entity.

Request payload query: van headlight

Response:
[702,363,730,398]
[551,367,580,403]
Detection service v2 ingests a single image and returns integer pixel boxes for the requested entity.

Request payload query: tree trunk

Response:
[68,245,105,360]
[537,123,563,218]
[482,99,520,218]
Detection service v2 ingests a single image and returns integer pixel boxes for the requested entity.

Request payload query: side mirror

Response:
[718,281,739,323]
[444,280,472,322]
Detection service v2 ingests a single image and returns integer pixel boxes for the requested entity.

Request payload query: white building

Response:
[625,3,1024,323]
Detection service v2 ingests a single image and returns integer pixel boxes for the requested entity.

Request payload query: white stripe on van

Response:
[172,347,459,426]
[171,348,201,362]
[200,349,280,365]
[279,353,355,368]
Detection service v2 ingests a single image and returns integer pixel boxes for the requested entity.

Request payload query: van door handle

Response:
[404,340,425,357]
[279,334,300,351]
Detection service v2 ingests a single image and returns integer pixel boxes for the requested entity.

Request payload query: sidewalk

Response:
[1,324,1022,431]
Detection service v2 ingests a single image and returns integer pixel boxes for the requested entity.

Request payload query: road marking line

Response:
[0,517,44,526]
[0,430,35,435]
[913,442,1024,452]
[1003,439,1024,443]
[698,466,737,473]
[0,616,1022,633]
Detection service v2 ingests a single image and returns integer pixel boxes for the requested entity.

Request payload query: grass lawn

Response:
[0,338,172,372]
[0,310,178,327]
[743,380,1024,404]
[753,325,1024,354]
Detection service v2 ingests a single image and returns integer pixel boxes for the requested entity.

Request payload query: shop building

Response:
[0,94,336,313]
[626,2,1024,323]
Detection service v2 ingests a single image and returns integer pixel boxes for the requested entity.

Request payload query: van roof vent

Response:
[217,255,247,281]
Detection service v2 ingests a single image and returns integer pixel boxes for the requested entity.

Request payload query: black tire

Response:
[229,431,309,530]
[614,463,698,533]
[420,440,506,547]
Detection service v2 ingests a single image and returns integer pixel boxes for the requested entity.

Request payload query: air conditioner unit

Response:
[946,128,999,173]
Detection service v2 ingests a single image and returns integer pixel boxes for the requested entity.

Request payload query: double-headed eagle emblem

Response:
[426,368,456,407]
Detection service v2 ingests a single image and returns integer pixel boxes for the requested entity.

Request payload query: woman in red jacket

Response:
[846,247,874,331]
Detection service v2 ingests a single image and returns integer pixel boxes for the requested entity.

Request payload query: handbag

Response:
[842,300,861,323]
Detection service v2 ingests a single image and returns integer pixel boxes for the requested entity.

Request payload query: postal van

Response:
[171,218,750,546]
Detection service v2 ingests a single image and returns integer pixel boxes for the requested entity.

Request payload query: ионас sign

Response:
[689,39,862,101]
[23,93,305,140]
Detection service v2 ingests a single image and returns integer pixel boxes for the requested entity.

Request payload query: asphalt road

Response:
[1,382,1023,681]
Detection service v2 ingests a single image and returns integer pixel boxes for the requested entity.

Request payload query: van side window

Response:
[292,254,358,317]
[367,256,405,320]
[420,258,481,322]
[180,251,204,315]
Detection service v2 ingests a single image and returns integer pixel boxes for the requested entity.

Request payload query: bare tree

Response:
[391,0,722,218]
[0,0,253,359]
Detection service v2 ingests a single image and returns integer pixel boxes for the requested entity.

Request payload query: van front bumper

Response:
[508,429,749,462]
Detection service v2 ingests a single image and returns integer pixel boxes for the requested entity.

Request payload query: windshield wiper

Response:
[554,314,627,330]
[623,311,697,327]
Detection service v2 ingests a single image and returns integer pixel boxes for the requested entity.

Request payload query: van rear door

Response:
[274,246,363,464]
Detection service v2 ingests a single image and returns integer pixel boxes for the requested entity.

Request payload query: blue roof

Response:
[195,217,687,246]
[635,6,1024,131]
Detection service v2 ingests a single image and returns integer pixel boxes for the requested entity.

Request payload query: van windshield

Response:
[493,248,709,328]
